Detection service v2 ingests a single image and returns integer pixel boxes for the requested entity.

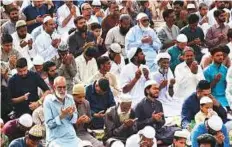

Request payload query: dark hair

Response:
[84,46,98,57]
[98,78,110,92]
[222,45,230,54]
[119,14,131,22]
[97,56,110,69]
[130,48,143,62]
[109,1,117,8]
[197,134,216,147]
[28,134,43,141]
[90,23,101,31]
[173,1,184,7]
[174,136,185,141]
[1,33,13,44]
[214,9,225,18]
[16,58,27,68]
[162,9,174,20]
[43,61,56,72]
[188,13,199,24]
[144,85,152,96]
[196,80,211,90]
[209,46,224,56]
[227,29,232,39]
[8,7,18,14]
[74,16,85,24]
[108,50,117,61]
[199,2,208,10]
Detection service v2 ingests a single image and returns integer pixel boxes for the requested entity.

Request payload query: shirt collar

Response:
[51,94,70,102]
[91,81,97,94]
[31,2,35,7]
[215,23,225,29]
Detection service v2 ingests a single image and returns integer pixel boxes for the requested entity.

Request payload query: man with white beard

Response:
[43,76,81,147]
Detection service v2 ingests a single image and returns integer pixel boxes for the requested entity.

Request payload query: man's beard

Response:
[149,93,159,99]
[11,17,19,22]
[48,73,58,83]
[18,34,26,39]
[78,25,87,33]
[139,59,146,65]
[55,90,66,100]
[119,27,130,36]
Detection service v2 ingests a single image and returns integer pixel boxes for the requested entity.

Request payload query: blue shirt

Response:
[181,92,227,129]
[191,123,229,147]
[204,63,229,107]
[86,82,116,129]
[167,45,183,72]
[43,94,78,145]
[8,71,49,117]
[23,4,49,33]
[9,137,43,147]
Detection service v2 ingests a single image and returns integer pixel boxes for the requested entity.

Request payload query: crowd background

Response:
[1,0,232,147]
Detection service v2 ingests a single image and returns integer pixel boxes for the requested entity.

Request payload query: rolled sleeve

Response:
[55,115,62,125]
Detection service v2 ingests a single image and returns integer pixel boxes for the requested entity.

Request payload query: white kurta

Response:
[151,69,182,117]
[120,63,147,107]
[174,62,205,101]
[227,42,232,61]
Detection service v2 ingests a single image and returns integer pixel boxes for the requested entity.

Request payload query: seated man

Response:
[72,84,103,147]
[197,134,216,147]
[86,78,116,129]
[2,114,33,142]
[135,80,180,145]
[169,130,190,147]
[104,94,137,143]
[191,116,229,147]
[181,80,227,129]
[9,125,44,147]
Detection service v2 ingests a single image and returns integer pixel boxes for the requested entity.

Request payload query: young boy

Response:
[195,96,218,124]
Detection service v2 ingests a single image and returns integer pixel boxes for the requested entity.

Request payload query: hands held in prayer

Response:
[77,115,90,124]
[218,34,226,41]
[9,55,17,68]
[190,61,198,74]
[94,110,105,118]
[52,38,61,48]
[60,105,76,119]
[169,79,175,86]
[123,118,136,128]
[70,5,76,16]
[178,55,184,62]
[152,112,163,122]
[214,73,222,83]
[214,131,225,145]
[20,39,33,48]
[95,11,105,17]
[142,68,150,80]
[29,101,40,110]
[97,36,104,45]
[141,36,152,44]
[135,69,142,80]
[36,15,44,23]
[24,92,30,100]
[159,80,168,89]
[62,53,74,65]
[200,16,208,24]
[194,38,201,45]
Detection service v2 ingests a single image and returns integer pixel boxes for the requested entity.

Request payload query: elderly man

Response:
[120,47,149,107]
[191,116,229,147]
[174,47,205,101]
[9,125,44,147]
[52,43,77,94]
[11,20,35,69]
[8,58,50,117]
[125,13,161,71]
[105,14,131,60]
[167,34,188,72]
[169,130,189,147]
[86,78,116,129]
[72,84,103,147]
[34,16,60,61]
[135,80,180,145]
[104,94,137,143]
[43,76,80,147]
[158,9,180,50]
[56,0,80,35]
[81,3,99,26]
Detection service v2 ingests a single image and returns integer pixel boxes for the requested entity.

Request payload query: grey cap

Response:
[58,43,68,52]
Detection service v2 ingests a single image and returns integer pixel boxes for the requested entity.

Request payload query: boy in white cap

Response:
[167,34,188,72]
[169,130,189,147]
[191,115,230,147]
[195,96,218,124]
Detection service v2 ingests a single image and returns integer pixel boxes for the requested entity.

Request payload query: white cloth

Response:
[126,134,157,147]
[34,31,58,61]
[174,62,205,100]
[105,26,127,58]
[57,4,80,35]
[120,63,147,107]
[226,66,232,108]
[74,54,98,85]
[86,15,99,26]
[227,42,232,61]
[11,32,35,69]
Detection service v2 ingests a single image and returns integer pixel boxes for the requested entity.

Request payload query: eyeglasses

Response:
[142,19,150,23]
[57,86,66,90]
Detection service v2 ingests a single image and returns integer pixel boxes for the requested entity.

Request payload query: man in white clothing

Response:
[56,0,80,35]
[34,16,60,62]
[11,20,35,69]
[74,45,98,85]
[120,47,149,107]
[81,3,99,26]
[174,47,205,101]
[226,66,232,109]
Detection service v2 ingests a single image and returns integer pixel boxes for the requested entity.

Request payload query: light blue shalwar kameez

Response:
[43,94,81,147]
[125,25,162,72]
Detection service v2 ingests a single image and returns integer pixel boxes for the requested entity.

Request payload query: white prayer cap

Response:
[187,3,196,9]
[19,113,33,128]
[43,16,52,24]
[200,96,213,104]
[174,129,190,139]
[81,3,90,11]
[33,55,44,65]
[119,94,132,103]
[155,52,171,64]
[139,126,156,139]
[110,43,122,53]
[81,140,93,147]
[136,12,148,20]
[92,0,101,6]
[207,115,223,131]
[125,134,140,147]
[127,47,138,60]
[176,34,188,43]
[144,80,158,89]
[112,140,125,147]
[0,118,4,124]
[2,0,14,5]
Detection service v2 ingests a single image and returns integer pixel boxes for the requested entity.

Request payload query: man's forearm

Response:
[12,95,26,104]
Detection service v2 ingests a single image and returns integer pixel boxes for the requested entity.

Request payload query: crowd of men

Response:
[1,0,232,147]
